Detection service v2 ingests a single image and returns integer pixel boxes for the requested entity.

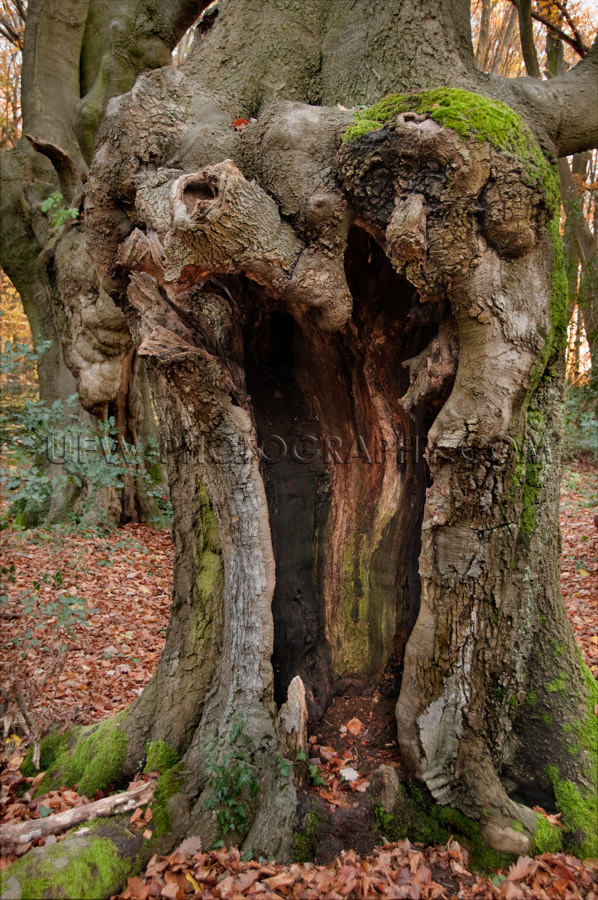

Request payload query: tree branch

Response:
[559,157,598,276]
[551,0,588,58]
[0,781,154,848]
[507,0,588,57]
[25,134,79,201]
[507,39,598,157]
[0,16,23,48]
[516,0,541,78]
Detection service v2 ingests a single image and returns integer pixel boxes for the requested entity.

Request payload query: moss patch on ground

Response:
[529,813,562,855]
[0,833,136,899]
[374,780,514,874]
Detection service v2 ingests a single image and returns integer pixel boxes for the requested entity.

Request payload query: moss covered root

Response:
[21,731,68,778]
[28,718,128,798]
[0,822,142,900]
[374,780,514,874]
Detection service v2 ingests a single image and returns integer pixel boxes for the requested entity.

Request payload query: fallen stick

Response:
[0,780,154,847]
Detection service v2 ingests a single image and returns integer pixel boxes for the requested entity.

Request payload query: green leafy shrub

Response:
[204,719,261,842]
[40,191,79,229]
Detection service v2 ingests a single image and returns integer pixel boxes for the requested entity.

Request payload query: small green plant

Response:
[204,719,261,842]
[277,755,293,778]
[308,763,326,787]
[1,335,170,529]
[40,191,79,229]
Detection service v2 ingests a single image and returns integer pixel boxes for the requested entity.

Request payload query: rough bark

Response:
[4,0,598,894]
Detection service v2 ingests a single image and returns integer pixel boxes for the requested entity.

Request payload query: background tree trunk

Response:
[0,0,207,524]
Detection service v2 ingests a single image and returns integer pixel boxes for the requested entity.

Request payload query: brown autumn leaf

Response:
[507,856,534,882]
[121,876,152,900]
[160,882,183,900]
[318,745,337,762]
[346,717,362,736]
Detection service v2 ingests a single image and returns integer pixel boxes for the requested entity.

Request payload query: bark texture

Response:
[3,0,597,894]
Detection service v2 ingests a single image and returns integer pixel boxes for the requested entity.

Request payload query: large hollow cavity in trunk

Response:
[243,226,455,726]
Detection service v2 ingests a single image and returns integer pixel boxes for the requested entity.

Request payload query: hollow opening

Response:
[182,179,216,213]
[243,227,455,727]
[244,308,333,720]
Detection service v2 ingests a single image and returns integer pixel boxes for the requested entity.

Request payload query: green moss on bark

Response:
[546,672,567,693]
[344,89,543,157]
[547,768,598,858]
[343,89,557,198]
[545,661,598,858]
[151,762,185,838]
[339,535,371,674]
[293,811,321,862]
[144,740,180,775]
[528,214,568,389]
[21,731,69,777]
[195,482,222,604]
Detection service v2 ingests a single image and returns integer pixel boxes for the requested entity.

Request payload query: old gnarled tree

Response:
[2,1,597,896]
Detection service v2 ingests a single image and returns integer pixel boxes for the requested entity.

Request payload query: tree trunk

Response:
[3,1,597,895]
[559,155,598,377]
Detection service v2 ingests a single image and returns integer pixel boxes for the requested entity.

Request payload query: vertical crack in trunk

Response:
[243,226,456,727]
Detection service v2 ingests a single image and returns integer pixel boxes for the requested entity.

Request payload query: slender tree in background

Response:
[510,0,597,376]
[0,0,187,523]
[1,1,597,895]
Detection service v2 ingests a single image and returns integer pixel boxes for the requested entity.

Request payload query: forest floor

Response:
[0,458,596,898]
